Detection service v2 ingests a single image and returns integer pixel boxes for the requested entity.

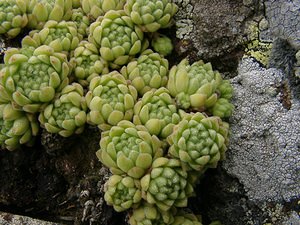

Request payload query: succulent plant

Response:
[140,157,194,211]
[151,34,173,56]
[96,120,163,179]
[86,71,138,130]
[39,83,87,137]
[120,49,169,96]
[129,202,175,225]
[0,0,28,38]
[26,0,73,29]
[124,0,178,32]
[71,8,90,37]
[70,41,109,87]
[88,10,148,69]
[133,88,181,138]
[167,112,229,172]
[171,211,202,225]
[104,175,142,212]
[0,45,70,113]
[81,0,126,20]
[72,0,80,8]
[22,20,83,52]
[0,102,39,150]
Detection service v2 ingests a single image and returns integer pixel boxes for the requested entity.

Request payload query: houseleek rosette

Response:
[0,0,28,38]
[26,0,73,29]
[133,88,181,138]
[151,35,173,56]
[104,175,141,212]
[89,10,148,69]
[171,211,202,225]
[70,41,109,87]
[71,8,90,37]
[124,0,178,32]
[86,71,138,130]
[140,157,194,211]
[167,112,229,172]
[82,0,126,20]
[120,49,169,96]
[129,202,175,225]
[0,102,39,150]
[96,120,163,179]
[39,83,87,137]
[22,20,83,52]
[1,45,70,113]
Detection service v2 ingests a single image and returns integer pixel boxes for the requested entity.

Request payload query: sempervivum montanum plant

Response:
[96,120,163,179]
[104,174,141,212]
[140,157,194,211]
[39,83,87,137]
[120,49,169,96]
[171,210,203,225]
[71,8,90,37]
[124,0,178,32]
[0,0,28,38]
[70,40,109,87]
[81,0,126,20]
[88,10,148,69]
[0,45,70,113]
[151,34,173,56]
[0,102,39,150]
[133,87,181,139]
[167,112,229,172]
[129,202,175,225]
[167,58,234,118]
[26,0,73,29]
[86,71,137,131]
[22,20,83,52]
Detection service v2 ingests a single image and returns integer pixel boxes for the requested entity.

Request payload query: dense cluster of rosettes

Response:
[0,0,233,224]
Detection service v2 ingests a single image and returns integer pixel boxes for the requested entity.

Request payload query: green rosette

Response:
[22,20,83,52]
[71,8,90,37]
[133,87,181,139]
[171,210,203,225]
[81,0,126,20]
[86,71,138,130]
[104,175,142,212]
[1,45,70,113]
[0,0,28,38]
[120,49,169,96]
[167,58,234,118]
[129,202,175,225]
[39,83,87,137]
[151,35,173,56]
[96,120,163,179]
[26,0,73,29]
[124,0,178,32]
[70,41,109,87]
[140,157,194,211]
[167,112,229,172]
[88,10,148,69]
[0,102,39,151]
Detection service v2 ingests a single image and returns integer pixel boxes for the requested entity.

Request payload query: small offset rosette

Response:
[167,112,229,172]
[39,83,87,137]
[86,71,137,131]
[96,120,163,179]
[172,210,203,225]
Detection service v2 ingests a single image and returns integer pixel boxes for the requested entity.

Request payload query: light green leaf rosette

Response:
[140,157,194,211]
[133,87,181,139]
[39,83,87,137]
[70,41,109,87]
[22,20,83,52]
[104,175,142,212]
[167,112,229,172]
[1,45,70,113]
[167,58,234,118]
[120,49,169,96]
[86,71,138,131]
[129,202,175,225]
[96,120,163,179]
[0,102,39,151]
[81,0,126,20]
[151,35,173,56]
[124,0,178,32]
[171,210,203,225]
[26,0,73,29]
[88,10,148,69]
[0,0,28,38]
[71,8,90,37]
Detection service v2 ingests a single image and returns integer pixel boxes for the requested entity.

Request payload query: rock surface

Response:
[0,212,59,225]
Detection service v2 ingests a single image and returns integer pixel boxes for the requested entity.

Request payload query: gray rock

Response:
[0,212,62,225]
